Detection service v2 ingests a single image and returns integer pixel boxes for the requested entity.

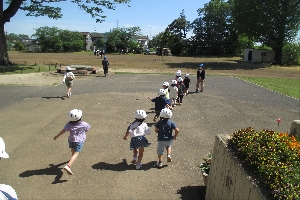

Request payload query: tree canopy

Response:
[0,0,131,65]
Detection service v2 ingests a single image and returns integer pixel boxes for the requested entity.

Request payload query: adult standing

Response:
[102,56,109,77]
[196,63,205,92]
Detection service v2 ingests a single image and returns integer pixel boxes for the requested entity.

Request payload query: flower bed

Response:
[228,127,300,200]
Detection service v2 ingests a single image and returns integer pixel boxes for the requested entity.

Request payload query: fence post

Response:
[49,66,50,71]
[21,68,23,73]
[39,66,40,72]
[44,62,45,65]
[35,62,36,66]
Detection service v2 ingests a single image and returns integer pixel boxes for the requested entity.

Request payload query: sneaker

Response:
[153,117,157,122]
[63,165,73,175]
[167,156,172,162]
[131,156,137,164]
[66,93,69,98]
[156,162,163,168]
[136,162,142,170]
[69,92,72,96]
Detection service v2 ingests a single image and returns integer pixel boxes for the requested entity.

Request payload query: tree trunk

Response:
[0,22,9,65]
[273,46,283,65]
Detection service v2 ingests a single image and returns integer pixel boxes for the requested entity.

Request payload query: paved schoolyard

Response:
[0,74,299,199]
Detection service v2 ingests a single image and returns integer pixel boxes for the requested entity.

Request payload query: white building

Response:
[244,48,275,63]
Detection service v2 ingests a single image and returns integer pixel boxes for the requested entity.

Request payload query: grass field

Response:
[2,51,300,99]
[239,77,300,99]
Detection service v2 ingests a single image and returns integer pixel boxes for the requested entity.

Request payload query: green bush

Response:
[282,42,300,65]
[228,128,300,200]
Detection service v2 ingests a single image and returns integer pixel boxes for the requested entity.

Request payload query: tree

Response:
[33,26,62,52]
[231,0,300,64]
[162,10,191,55]
[59,30,84,52]
[105,26,141,53]
[0,0,131,65]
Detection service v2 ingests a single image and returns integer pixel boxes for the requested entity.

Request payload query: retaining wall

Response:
[205,134,267,200]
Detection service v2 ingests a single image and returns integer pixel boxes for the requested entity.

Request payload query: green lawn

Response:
[0,65,57,74]
[239,76,300,99]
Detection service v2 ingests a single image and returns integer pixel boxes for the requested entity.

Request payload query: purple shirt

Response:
[64,121,91,142]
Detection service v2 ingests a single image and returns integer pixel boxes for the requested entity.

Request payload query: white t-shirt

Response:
[128,122,151,137]
[63,72,75,81]
[169,86,178,99]
[0,184,18,200]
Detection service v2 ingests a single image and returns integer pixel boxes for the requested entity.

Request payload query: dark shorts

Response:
[155,111,160,118]
[68,141,84,152]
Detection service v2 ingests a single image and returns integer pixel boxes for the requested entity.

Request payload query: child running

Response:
[123,110,151,170]
[54,109,91,175]
[183,74,191,95]
[176,77,185,106]
[169,80,178,107]
[62,66,75,98]
[154,108,179,167]
[148,89,172,122]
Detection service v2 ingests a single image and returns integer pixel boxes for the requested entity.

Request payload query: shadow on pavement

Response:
[42,96,66,100]
[19,161,68,184]
[177,185,206,200]
[92,159,158,171]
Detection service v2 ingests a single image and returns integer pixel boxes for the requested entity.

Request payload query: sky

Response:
[4,0,210,38]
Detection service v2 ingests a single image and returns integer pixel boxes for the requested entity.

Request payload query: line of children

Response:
[148,89,172,122]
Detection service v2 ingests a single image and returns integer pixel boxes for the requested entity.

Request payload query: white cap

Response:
[0,137,9,158]
[66,66,71,71]
[0,184,18,200]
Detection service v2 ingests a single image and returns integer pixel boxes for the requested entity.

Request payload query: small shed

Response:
[244,48,275,63]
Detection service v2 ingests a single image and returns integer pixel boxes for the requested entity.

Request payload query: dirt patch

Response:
[0,73,62,86]
[2,52,299,86]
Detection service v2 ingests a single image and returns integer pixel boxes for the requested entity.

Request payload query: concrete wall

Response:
[205,134,267,200]
[290,120,300,139]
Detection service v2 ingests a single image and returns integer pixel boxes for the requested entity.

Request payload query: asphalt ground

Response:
[0,74,299,199]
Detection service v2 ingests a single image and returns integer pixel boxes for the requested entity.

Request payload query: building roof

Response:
[90,32,103,38]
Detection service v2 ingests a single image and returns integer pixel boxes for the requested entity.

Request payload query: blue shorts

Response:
[68,141,84,152]
[157,140,173,155]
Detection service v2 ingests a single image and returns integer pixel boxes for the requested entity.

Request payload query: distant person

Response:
[100,50,103,58]
[196,64,205,92]
[62,66,75,98]
[169,80,178,107]
[154,108,179,168]
[0,137,19,200]
[176,77,185,106]
[54,109,91,175]
[102,56,110,77]
[183,74,191,95]
[93,49,96,56]
[148,89,171,122]
[123,110,151,170]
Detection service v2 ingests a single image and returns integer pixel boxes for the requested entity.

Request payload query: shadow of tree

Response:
[92,159,160,171]
[164,61,265,71]
[177,185,206,200]
[19,161,68,184]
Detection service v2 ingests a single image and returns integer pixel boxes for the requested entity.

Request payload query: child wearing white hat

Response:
[123,110,151,170]
[54,109,91,175]
[62,66,75,98]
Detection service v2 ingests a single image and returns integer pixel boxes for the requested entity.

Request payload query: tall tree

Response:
[33,26,62,52]
[0,0,130,65]
[231,0,300,64]
[162,10,191,55]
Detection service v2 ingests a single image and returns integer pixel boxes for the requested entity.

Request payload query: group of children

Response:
[52,63,205,174]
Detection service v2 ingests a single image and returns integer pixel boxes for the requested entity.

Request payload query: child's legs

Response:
[68,141,84,167]
[67,86,72,93]
[137,147,144,162]
[133,149,138,157]
[167,147,172,155]
[200,80,204,90]
[196,79,200,89]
